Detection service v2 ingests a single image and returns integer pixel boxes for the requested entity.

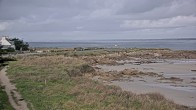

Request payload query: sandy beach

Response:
[96,59,196,107]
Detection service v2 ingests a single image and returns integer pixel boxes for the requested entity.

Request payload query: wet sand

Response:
[96,59,196,107]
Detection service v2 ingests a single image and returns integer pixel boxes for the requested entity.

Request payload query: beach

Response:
[96,59,196,107]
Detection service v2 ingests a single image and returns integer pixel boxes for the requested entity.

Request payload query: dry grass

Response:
[77,49,196,65]
[16,48,196,66]
[119,69,161,77]
[93,69,163,81]
[158,77,183,82]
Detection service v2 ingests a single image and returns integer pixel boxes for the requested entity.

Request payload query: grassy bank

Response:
[0,57,16,110]
[6,55,192,110]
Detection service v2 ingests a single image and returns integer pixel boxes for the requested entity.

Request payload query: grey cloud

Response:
[120,16,196,29]
[117,0,171,14]
[117,0,196,20]
[0,0,196,41]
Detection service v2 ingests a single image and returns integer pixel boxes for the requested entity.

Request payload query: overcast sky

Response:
[0,0,196,41]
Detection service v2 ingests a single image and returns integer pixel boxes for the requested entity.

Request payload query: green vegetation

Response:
[0,37,27,67]
[6,55,190,110]
[0,48,15,55]
[0,45,15,110]
[0,85,14,110]
[10,38,29,51]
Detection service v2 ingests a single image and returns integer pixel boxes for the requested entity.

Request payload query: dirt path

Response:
[0,67,29,110]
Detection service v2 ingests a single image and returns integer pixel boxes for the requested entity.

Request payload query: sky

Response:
[0,0,196,42]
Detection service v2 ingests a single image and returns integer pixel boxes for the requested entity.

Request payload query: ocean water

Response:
[29,39,196,50]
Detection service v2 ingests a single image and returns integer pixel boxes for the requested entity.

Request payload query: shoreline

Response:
[96,59,196,107]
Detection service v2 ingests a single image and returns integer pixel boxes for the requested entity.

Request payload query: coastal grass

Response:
[0,57,16,110]
[64,49,109,57]
[6,55,191,110]
[0,85,14,110]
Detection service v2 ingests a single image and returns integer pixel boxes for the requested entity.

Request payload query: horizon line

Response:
[27,38,196,42]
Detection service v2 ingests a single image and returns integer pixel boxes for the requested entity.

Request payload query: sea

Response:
[29,39,196,50]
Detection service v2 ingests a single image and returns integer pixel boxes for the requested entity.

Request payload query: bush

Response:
[9,38,29,51]
[6,47,15,52]
[67,64,95,77]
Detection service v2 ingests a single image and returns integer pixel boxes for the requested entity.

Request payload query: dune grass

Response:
[0,85,14,110]
[6,55,191,110]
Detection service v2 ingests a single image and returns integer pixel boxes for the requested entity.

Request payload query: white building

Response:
[0,37,15,49]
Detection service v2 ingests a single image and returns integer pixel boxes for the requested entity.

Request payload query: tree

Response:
[9,38,29,51]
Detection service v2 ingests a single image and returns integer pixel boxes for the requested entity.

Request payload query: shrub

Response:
[67,64,95,77]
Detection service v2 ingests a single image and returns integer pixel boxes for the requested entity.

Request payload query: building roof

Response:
[0,37,12,46]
